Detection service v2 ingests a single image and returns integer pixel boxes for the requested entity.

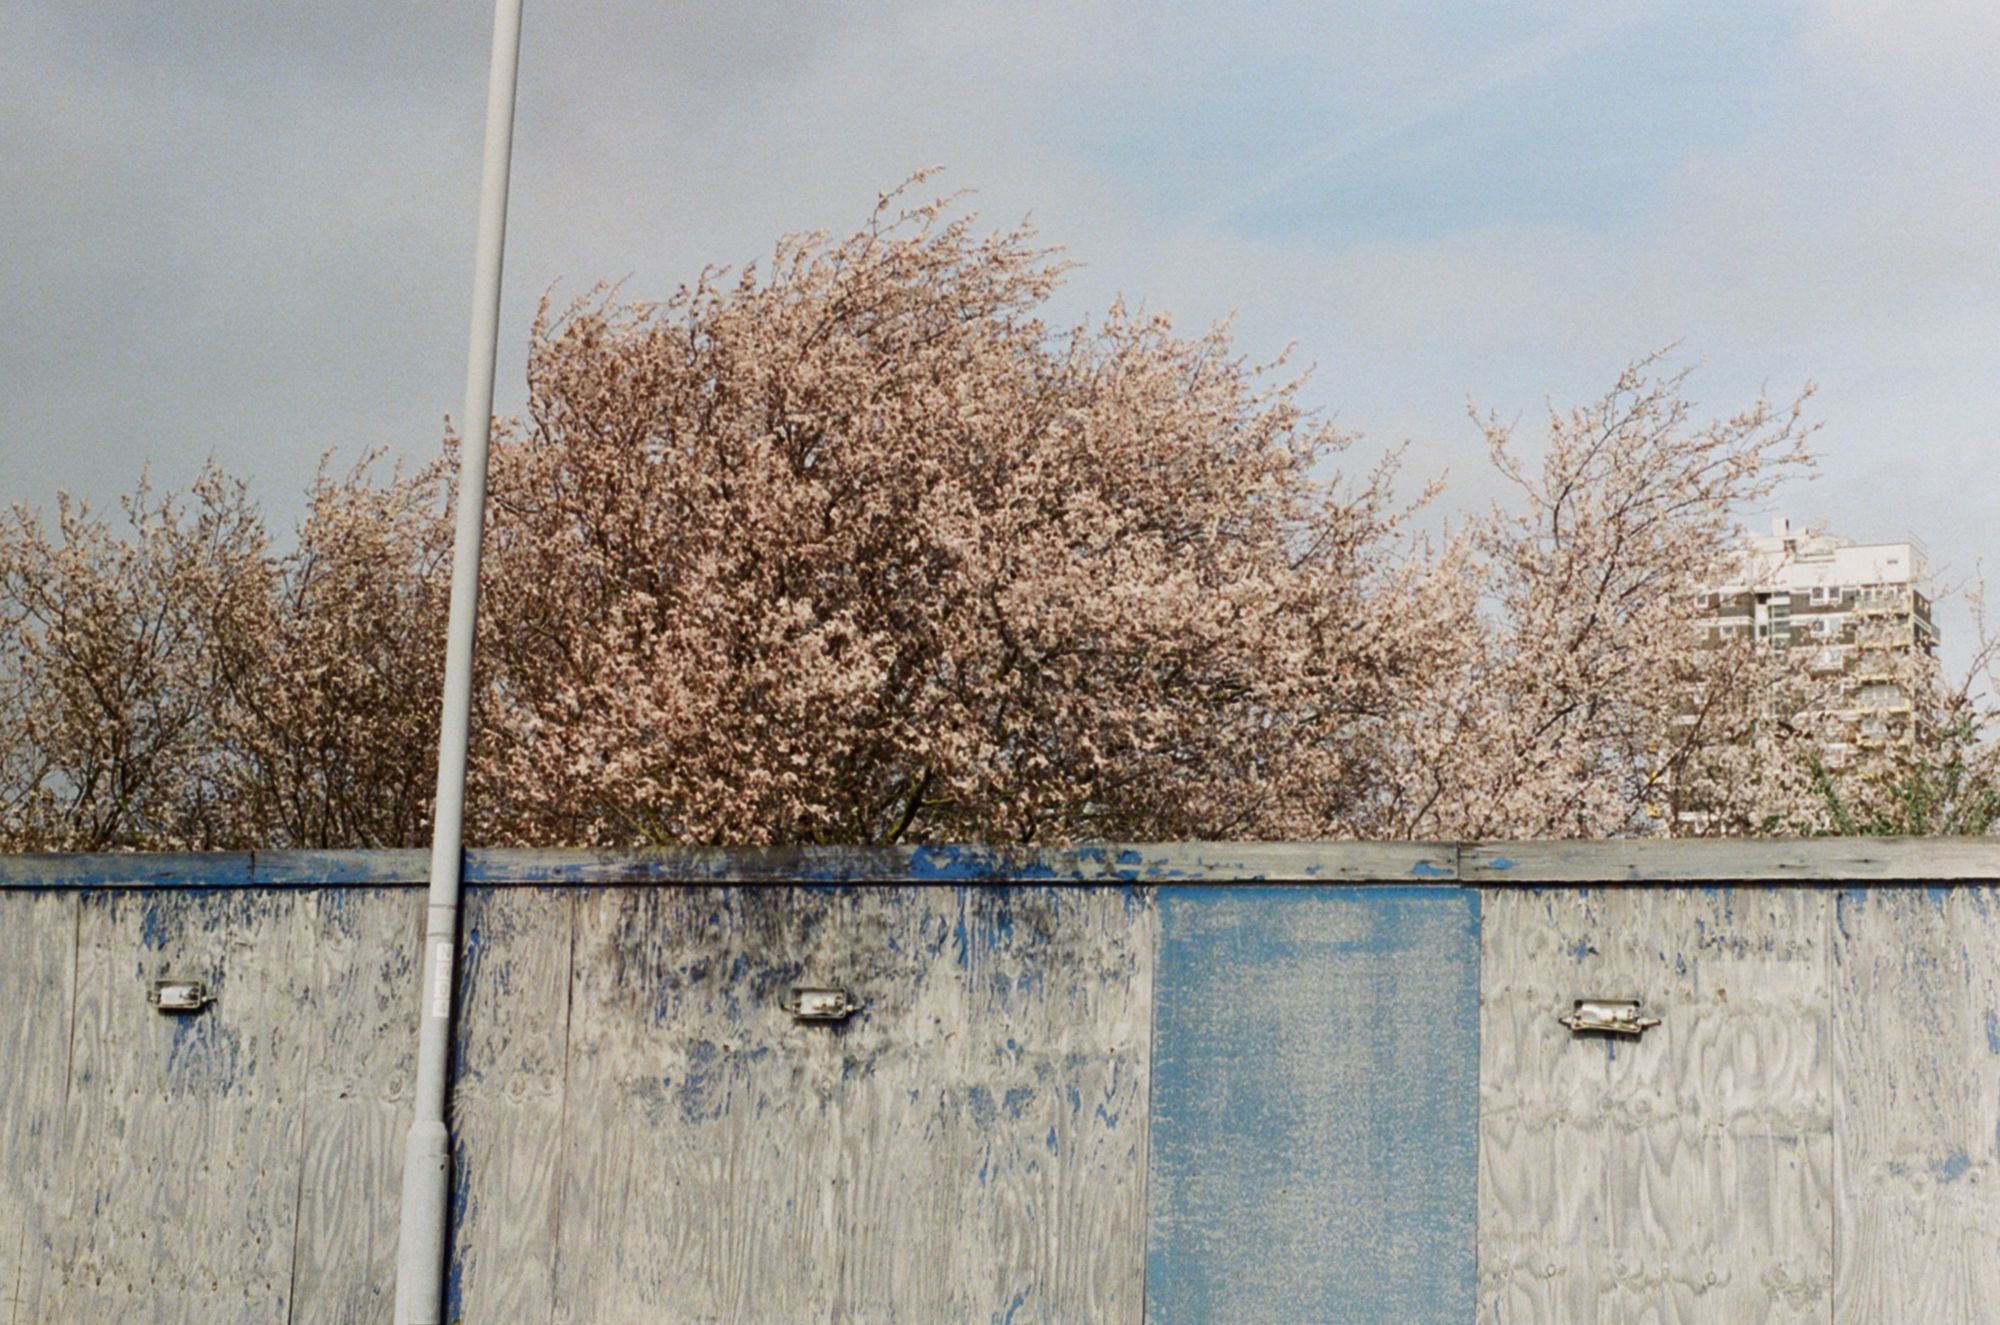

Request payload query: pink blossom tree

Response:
[1354,358,1819,839]
[0,471,266,848]
[211,455,452,847]
[469,188,1443,846]
[0,458,448,849]
[2,186,1988,849]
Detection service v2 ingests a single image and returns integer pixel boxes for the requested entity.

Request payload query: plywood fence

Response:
[1,842,1997,1323]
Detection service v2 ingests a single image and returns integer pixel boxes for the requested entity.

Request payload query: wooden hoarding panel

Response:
[1479,887,1834,1324]
[0,892,76,1325]
[50,890,316,1323]
[1145,885,1481,1324]
[288,889,422,1325]
[549,885,1153,1324]
[1831,887,2000,1323]
[447,888,576,1324]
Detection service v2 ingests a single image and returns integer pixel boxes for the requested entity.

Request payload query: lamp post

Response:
[393,0,524,1319]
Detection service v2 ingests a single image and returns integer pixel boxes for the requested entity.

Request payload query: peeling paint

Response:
[139,901,171,950]
[16,861,2000,1323]
[1931,1152,1972,1184]
[444,1134,472,1324]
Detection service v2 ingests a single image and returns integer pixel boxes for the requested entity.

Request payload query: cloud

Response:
[3,0,1995,674]
[0,3,486,513]
[1805,0,2000,89]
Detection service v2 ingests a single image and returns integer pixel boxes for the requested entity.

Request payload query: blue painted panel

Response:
[1146,885,1480,1324]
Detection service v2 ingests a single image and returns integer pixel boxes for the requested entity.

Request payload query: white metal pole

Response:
[394,0,524,1318]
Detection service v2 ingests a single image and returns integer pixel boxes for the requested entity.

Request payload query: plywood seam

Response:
[51,894,81,1320]
[1,896,72,1325]
[281,894,317,1325]
[1139,887,1160,1325]
[1826,892,1838,1325]
[544,892,578,1325]
[60,895,78,1121]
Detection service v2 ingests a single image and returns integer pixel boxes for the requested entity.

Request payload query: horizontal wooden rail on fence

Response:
[6,836,2000,888]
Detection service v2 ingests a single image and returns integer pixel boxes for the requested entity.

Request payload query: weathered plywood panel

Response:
[448,888,575,1325]
[0,891,77,1325]
[1144,885,1481,1324]
[49,890,315,1324]
[1478,887,1833,1324]
[288,889,422,1325]
[1832,887,2000,1322]
[553,885,1153,1324]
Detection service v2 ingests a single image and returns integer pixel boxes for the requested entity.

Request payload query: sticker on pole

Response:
[430,940,454,1019]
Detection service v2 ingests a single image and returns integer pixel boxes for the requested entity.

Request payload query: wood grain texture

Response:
[447,887,576,1325]
[253,851,429,886]
[7,862,1999,1325]
[0,853,256,888]
[0,891,77,1325]
[288,889,422,1325]
[1478,887,1834,1324]
[9,839,2000,890]
[552,885,1153,1324]
[1464,838,2000,883]
[1144,885,1481,1325]
[49,889,316,1324]
[464,843,1457,886]
[1831,886,2000,1322]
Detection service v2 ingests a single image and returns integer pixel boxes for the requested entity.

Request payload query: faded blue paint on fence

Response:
[0,844,1461,890]
[1145,885,1480,1324]
[0,852,257,888]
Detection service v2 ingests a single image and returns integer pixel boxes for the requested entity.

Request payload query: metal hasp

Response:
[148,979,211,1013]
[784,986,860,1022]
[1559,997,1661,1037]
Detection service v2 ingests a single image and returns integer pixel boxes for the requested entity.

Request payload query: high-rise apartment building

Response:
[1701,518,1937,752]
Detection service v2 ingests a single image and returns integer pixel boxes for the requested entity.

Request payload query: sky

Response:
[4,1,1998,665]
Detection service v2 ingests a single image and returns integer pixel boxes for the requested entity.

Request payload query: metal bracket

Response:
[1559,997,1659,1038]
[148,979,212,1013]
[783,986,859,1022]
